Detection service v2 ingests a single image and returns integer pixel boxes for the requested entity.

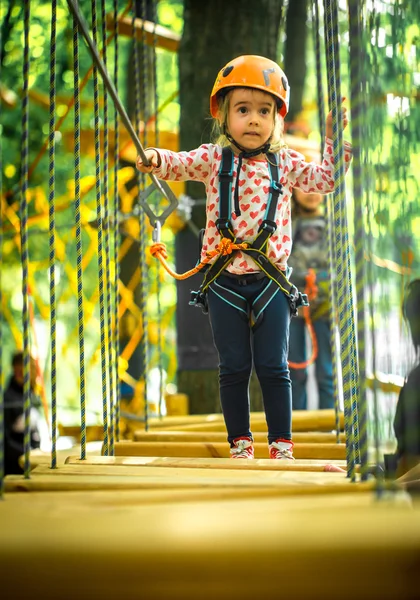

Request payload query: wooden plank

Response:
[66,454,347,473]
[18,443,102,470]
[0,488,381,511]
[106,14,180,52]
[112,441,347,460]
[133,430,346,444]
[29,464,348,485]
[4,470,373,496]
[145,409,344,432]
[0,493,417,599]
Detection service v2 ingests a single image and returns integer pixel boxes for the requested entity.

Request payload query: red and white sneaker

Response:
[230,436,254,459]
[269,438,295,460]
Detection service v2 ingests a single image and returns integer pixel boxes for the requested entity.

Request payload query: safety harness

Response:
[190,147,308,326]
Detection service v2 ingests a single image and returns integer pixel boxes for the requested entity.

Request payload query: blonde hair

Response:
[211,89,285,153]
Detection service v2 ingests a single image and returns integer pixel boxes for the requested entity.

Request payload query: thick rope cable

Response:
[132,3,149,430]
[73,8,87,460]
[312,0,341,440]
[348,0,369,480]
[0,7,4,497]
[366,2,384,494]
[151,0,164,418]
[101,0,115,455]
[21,0,32,480]
[92,0,109,456]
[112,0,121,442]
[150,239,249,280]
[330,1,361,467]
[140,0,150,428]
[49,0,58,469]
[324,0,356,481]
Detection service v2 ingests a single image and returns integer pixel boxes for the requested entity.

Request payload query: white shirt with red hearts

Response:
[152,139,352,275]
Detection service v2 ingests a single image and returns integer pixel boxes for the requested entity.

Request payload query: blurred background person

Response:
[3,351,41,475]
[288,187,334,410]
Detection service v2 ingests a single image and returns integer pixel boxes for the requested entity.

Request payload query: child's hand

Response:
[325,99,348,139]
[136,149,160,173]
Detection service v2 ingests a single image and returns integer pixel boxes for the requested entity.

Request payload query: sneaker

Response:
[269,438,295,460]
[230,436,254,459]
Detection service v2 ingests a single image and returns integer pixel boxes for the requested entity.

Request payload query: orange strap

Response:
[150,238,249,281]
[288,269,319,370]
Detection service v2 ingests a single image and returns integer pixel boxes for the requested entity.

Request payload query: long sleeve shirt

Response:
[153,139,352,275]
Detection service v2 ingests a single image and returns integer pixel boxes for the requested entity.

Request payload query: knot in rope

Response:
[150,242,168,260]
[207,238,248,258]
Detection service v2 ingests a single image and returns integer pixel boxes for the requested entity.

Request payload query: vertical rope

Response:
[49,0,58,469]
[330,1,361,466]
[0,8,4,497]
[312,0,341,440]
[73,3,87,460]
[365,1,384,494]
[91,0,109,456]
[151,0,164,418]
[140,0,150,428]
[324,0,356,481]
[132,4,149,430]
[348,0,369,480]
[101,0,115,455]
[113,0,121,441]
[21,0,32,479]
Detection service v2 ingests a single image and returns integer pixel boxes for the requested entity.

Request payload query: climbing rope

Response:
[112,0,121,443]
[92,0,109,456]
[100,0,116,456]
[150,0,164,419]
[150,238,249,281]
[21,0,32,480]
[348,0,369,480]
[72,7,87,461]
[131,3,149,430]
[324,0,357,481]
[0,2,4,496]
[331,0,361,469]
[48,0,58,470]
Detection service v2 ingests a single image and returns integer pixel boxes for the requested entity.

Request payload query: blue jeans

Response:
[288,317,334,410]
[208,274,292,445]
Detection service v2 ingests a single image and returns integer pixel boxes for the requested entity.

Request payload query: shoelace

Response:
[270,441,295,460]
[230,439,253,458]
[270,447,294,460]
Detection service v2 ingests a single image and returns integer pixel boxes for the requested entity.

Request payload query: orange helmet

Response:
[210,55,289,119]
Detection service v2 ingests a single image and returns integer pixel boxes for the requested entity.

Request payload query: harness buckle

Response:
[289,286,309,317]
[189,289,209,314]
[270,181,283,194]
[216,218,232,234]
[259,219,277,235]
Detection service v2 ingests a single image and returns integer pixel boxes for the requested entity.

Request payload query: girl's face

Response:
[226,88,276,155]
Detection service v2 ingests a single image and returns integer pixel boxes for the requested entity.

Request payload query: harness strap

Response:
[190,147,308,315]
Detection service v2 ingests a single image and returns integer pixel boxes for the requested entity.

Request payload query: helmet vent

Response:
[222,65,234,77]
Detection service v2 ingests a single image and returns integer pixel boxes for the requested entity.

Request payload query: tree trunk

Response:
[283,0,308,123]
[177,0,284,414]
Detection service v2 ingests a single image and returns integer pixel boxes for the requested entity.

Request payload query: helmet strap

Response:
[224,129,272,158]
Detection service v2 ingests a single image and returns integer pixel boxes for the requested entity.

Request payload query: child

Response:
[288,187,335,410]
[3,352,41,475]
[393,279,420,476]
[137,55,352,459]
